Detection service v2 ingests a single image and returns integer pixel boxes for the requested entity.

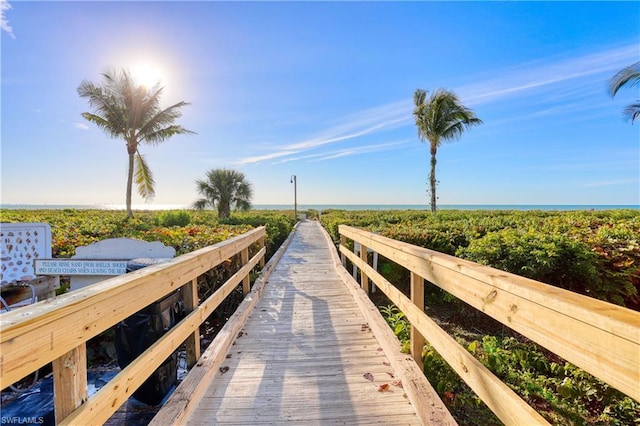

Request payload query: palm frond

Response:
[622,101,640,123]
[609,62,640,97]
[134,151,155,200]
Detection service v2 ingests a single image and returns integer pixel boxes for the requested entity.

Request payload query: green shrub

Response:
[456,229,607,300]
[156,210,192,227]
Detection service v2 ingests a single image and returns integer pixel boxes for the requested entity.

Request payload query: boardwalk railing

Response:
[339,225,640,425]
[0,227,266,425]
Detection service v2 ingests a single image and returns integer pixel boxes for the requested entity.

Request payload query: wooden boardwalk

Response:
[180,220,425,425]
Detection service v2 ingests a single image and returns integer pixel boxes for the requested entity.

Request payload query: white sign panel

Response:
[1,222,52,284]
[35,259,127,275]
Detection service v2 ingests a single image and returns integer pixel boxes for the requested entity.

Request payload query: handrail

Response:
[0,226,266,424]
[339,225,640,425]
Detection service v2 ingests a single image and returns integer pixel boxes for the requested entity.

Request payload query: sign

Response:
[35,259,127,276]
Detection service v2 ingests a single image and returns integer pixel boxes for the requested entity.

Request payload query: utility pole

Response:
[290,175,297,220]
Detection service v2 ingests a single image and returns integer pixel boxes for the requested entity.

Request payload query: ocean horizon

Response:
[1,203,638,212]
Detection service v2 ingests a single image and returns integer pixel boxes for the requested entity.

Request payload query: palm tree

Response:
[78,69,194,218]
[413,89,482,213]
[193,169,253,219]
[609,61,640,123]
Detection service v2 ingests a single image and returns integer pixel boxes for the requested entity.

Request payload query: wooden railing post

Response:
[53,343,87,423]
[241,247,250,295]
[410,272,426,372]
[259,236,266,268]
[360,243,370,294]
[340,235,346,266]
[183,278,201,368]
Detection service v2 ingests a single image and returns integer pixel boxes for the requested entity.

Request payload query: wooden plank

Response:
[411,272,426,372]
[183,278,200,368]
[344,247,549,425]
[339,225,640,402]
[323,237,456,425]
[60,248,265,425]
[150,224,298,425]
[0,227,265,387]
[170,221,431,426]
[241,247,250,295]
[53,343,87,423]
[359,242,370,294]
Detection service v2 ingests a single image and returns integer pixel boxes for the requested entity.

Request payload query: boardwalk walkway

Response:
[181,220,423,425]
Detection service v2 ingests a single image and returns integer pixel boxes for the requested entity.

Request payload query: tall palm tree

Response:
[609,61,640,123]
[413,88,482,213]
[193,169,253,219]
[78,69,194,218]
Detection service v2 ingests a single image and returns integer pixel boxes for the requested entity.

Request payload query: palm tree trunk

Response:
[430,145,437,214]
[126,151,135,218]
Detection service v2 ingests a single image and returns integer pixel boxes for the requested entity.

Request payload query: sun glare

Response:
[130,63,165,88]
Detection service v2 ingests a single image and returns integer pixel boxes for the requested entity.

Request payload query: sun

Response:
[130,63,165,88]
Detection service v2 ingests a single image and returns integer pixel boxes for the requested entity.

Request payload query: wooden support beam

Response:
[339,235,347,266]
[359,243,369,294]
[183,278,200,369]
[241,247,250,295]
[410,272,426,372]
[53,343,87,424]
[0,227,265,388]
[61,247,266,425]
[151,226,297,425]
[342,246,548,425]
[258,236,266,268]
[339,225,640,402]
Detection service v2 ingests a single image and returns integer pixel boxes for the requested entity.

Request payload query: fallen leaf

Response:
[376,347,383,352]
[386,372,395,378]
[378,383,390,392]
[363,373,374,382]
[382,361,391,366]
[219,366,229,374]
[391,380,403,388]
[226,354,232,359]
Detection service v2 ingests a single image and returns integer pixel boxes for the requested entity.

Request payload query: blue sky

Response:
[1,1,639,208]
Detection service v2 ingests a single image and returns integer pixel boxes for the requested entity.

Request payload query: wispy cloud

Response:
[458,44,638,106]
[235,43,638,167]
[1,0,15,39]
[274,139,412,164]
[235,101,411,165]
[74,122,90,130]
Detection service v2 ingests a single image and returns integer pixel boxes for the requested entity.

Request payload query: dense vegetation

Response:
[1,208,295,259]
[1,208,295,321]
[320,208,640,308]
[320,208,640,424]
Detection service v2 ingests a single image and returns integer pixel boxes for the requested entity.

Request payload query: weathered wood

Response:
[340,234,347,266]
[258,235,265,268]
[151,224,298,425]
[359,242,370,294]
[60,248,265,425]
[339,225,640,402]
[53,343,87,424]
[343,247,548,425]
[0,227,265,388]
[154,221,445,425]
[410,272,426,372]
[241,247,250,295]
[322,226,456,425]
[183,278,200,368]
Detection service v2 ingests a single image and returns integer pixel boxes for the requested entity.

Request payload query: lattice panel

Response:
[1,223,52,285]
